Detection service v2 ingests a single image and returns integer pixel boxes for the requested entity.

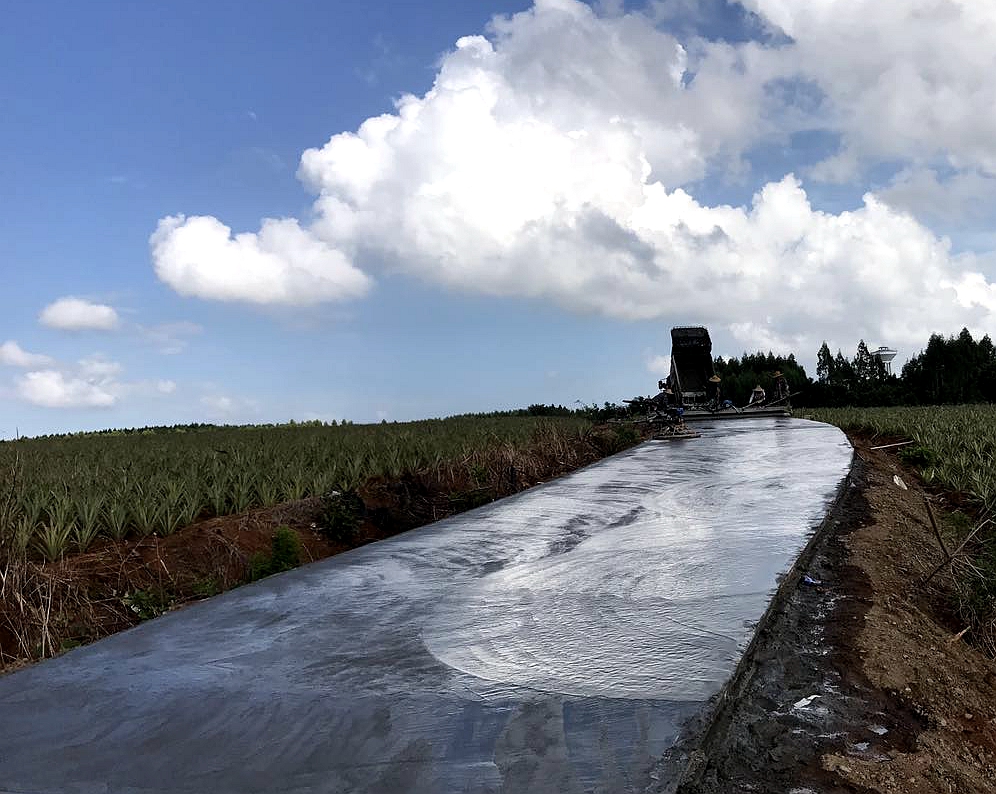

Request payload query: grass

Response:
[811,405,996,508]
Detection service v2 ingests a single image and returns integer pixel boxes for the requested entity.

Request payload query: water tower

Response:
[872,346,898,374]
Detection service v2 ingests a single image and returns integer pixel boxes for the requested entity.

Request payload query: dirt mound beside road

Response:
[674,435,996,793]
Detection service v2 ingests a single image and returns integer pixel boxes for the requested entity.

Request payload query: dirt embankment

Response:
[672,435,996,793]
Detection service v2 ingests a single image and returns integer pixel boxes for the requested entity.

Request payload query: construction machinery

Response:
[625,326,791,423]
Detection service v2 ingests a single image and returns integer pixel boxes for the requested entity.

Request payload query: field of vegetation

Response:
[811,405,996,508]
[812,404,996,652]
[0,415,594,563]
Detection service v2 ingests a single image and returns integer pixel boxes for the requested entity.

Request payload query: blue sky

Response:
[3,0,996,437]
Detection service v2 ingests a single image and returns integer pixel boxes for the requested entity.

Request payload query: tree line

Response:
[710,327,996,408]
[512,327,996,417]
[810,327,996,407]
[575,326,996,414]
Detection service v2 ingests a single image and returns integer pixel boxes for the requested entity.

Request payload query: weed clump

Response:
[122,588,172,621]
[611,424,641,450]
[317,491,365,544]
[953,537,996,656]
[249,525,302,581]
[899,444,936,467]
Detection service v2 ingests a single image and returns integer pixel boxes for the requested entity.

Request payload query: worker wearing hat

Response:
[749,383,766,405]
[773,370,788,401]
[708,374,722,407]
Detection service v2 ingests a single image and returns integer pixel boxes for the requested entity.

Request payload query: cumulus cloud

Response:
[290,0,996,354]
[18,369,119,408]
[150,215,371,305]
[40,297,119,331]
[0,341,54,368]
[150,0,996,356]
[15,355,135,409]
[880,167,996,232]
[742,0,996,177]
[646,354,671,376]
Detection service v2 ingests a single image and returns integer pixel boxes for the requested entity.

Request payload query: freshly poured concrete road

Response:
[0,419,852,794]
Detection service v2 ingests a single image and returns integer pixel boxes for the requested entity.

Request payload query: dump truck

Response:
[665,326,790,419]
[667,326,716,405]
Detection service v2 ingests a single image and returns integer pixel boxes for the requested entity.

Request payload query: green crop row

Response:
[0,416,591,562]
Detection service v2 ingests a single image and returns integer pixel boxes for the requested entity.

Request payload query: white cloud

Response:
[150,214,372,305]
[645,354,671,376]
[201,395,234,414]
[16,355,129,409]
[149,0,996,357]
[0,341,54,368]
[77,355,122,380]
[295,0,996,353]
[880,167,996,232]
[200,393,257,421]
[18,370,118,408]
[155,379,177,394]
[741,0,996,177]
[39,297,119,331]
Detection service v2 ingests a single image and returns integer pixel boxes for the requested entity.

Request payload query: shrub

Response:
[248,525,302,581]
[318,490,365,544]
[899,444,936,467]
[122,588,172,621]
[270,525,301,571]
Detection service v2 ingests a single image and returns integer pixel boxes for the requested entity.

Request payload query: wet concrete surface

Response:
[0,418,852,794]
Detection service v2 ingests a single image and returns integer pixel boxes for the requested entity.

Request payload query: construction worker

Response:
[707,374,722,411]
[749,384,766,405]
[772,370,788,401]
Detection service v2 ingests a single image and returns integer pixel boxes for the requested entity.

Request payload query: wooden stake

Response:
[869,440,915,451]
[924,496,950,559]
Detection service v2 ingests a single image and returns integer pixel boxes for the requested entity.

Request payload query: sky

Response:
[4,0,996,437]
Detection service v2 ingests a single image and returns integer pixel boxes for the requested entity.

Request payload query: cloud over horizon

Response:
[12,355,178,410]
[150,0,996,356]
[151,215,372,305]
[17,358,122,409]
